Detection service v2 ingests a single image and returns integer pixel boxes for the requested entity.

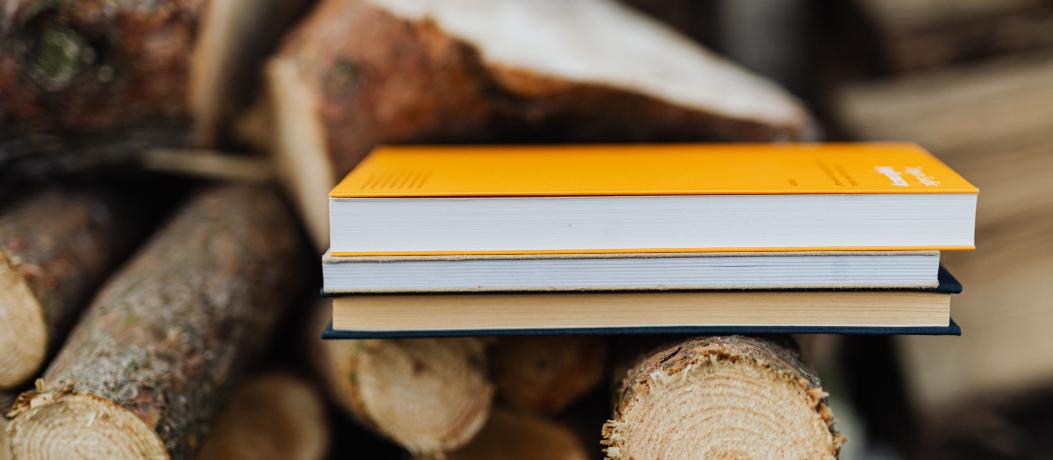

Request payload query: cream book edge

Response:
[331,290,951,332]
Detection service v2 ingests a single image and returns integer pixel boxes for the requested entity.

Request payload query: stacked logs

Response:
[0,192,845,459]
[0,189,149,389]
[4,186,309,459]
[1,0,846,458]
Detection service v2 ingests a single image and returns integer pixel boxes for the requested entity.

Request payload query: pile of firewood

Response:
[1,0,849,458]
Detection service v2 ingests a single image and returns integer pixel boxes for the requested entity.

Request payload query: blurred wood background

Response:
[2,0,1052,458]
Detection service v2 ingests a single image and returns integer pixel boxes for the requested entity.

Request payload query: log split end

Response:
[0,256,47,389]
[6,388,166,460]
[602,336,844,459]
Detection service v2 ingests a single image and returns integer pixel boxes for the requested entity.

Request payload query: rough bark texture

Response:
[490,336,606,414]
[196,373,329,460]
[257,0,812,246]
[0,0,199,132]
[602,336,843,459]
[852,0,1053,73]
[311,301,493,455]
[6,185,307,459]
[0,187,146,388]
[0,0,309,147]
[417,408,588,460]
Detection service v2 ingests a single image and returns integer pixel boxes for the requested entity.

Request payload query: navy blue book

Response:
[324,267,962,339]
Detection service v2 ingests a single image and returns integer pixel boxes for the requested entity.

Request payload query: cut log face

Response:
[321,337,494,455]
[312,302,493,455]
[491,336,606,414]
[6,185,307,459]
[262,0,812,246]
[418,408,589,460]
[0,189,144,389]
[8,390,167,459]
[197,373,329,460]
[602,336,843,459]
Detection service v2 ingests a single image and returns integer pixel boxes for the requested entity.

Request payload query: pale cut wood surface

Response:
[602,336,842,459]
[311,301,494,455]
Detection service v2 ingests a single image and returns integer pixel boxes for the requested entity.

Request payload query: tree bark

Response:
[255,0,813,246]
[0,188,148,388]
[6,185,307,460]
[311,301,494,455]
[416,408,588,460]
[602,335,843,459]
[0,0,306,143]
[196,373,329,460]
[490,336,606,414]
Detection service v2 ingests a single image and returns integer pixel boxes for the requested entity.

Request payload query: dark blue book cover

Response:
[323,266,963,339]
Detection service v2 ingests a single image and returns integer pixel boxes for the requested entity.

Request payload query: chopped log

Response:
[416,408,588,460]
[850,0,1053,72]
[602,336,843,459]
[256,0,812,246]
[0,0,308,192]
[196,373,329,460]
[5,185,307,459]
[833,53,1053,413]
[0,188,147,389]
[311,301,493,455]
[0,0,307,144]
[490,336,606,414]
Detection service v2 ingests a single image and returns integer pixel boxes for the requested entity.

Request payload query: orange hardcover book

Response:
[328,143,977,256]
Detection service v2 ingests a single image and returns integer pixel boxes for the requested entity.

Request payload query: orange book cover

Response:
[331,143,977,198]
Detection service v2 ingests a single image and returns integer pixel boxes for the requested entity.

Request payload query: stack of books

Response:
[321,143,977,338]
